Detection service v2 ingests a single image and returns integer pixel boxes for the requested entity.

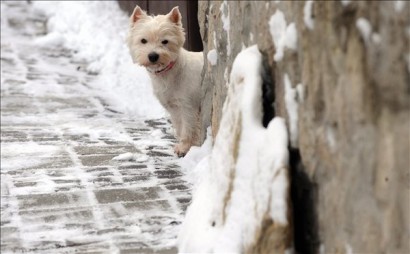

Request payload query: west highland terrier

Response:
[127,6,203,157]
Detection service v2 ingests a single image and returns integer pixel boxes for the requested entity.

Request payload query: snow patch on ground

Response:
[111,152,148,162]
[178,45,290,252]
[179,127,213,186]
[32,2,165,119]
[269,10,298,61]
[1,2,185,251]
[304,0,315,30]
[1,143,61,171]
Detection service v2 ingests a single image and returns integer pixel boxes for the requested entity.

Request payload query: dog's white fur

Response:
[127,6,203,157]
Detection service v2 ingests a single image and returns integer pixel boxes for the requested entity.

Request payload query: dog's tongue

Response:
[155,61,175,75]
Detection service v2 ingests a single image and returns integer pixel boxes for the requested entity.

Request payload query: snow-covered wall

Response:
[178,45,292,253]
[198,1,410,253]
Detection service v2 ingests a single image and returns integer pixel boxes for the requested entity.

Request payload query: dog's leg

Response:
[169,110,182,139]
[162,102,182,139]
[174,109,200,157]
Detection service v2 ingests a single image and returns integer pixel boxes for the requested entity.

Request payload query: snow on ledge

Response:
[178,45,290,252]
[269,10,298,62]
[220,1,231,56]
[356,17,372,44]
[304,0,315,30]
[284,74,300,148]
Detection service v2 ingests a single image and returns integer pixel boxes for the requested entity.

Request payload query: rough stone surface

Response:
[1,2,189,253]
[199,1,410,253]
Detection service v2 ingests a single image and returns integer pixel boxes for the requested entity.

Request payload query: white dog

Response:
[127,6,203,157]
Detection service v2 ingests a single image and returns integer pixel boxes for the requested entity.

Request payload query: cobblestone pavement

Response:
[1,2,190,253]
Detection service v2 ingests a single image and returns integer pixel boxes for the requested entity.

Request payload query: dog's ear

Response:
[168,6,182,25]
[131,5,147,23]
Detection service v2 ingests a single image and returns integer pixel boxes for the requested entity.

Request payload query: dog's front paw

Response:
[174,143,191,157]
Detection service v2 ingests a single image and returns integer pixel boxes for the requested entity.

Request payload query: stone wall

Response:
[198,1,410,253]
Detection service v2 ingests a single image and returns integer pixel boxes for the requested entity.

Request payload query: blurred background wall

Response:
[117,0,203,52]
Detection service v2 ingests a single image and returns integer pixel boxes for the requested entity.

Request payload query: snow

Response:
[304,1,315,30]
[1,2,184,251]
[345,243,353,254]
[394,1,405,12]
[284,74,300,148]
[32,1,165,119]
[220,1,231,56]
[269,10,298,61]
[326,125,337,150]
[207,49,218,66]
[285,23,298,50]
[150,129,163,137]
[179,127,213,185]
[1,142,61,171]
[320,244,326,254]
[112,153,149,162]
[356,18,384,46]
[178,45,290,252]
[112,152,135,161]
[356,17,372,44]
[296,83,305,104]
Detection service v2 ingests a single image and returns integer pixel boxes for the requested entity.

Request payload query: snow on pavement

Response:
[1,2,189,253]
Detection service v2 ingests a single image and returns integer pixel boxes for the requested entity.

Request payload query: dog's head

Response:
[127,6,185,74]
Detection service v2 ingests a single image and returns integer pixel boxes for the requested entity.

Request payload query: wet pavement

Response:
[1,2,190,253]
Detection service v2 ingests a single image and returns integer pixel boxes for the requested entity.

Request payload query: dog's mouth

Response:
[146,61,176,75]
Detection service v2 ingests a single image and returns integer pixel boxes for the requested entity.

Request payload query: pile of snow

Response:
[269,10,298,62]
[32,1,165,119]
[179,127,213,185]
[178,45,290,252]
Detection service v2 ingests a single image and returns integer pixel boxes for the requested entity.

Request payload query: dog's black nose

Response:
[148,52,159,63]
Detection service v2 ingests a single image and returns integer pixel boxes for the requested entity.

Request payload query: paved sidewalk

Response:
[1,2,190,253]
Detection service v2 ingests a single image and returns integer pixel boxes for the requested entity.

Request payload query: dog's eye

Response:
[162,40,169,45]
[141,38,147,44]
